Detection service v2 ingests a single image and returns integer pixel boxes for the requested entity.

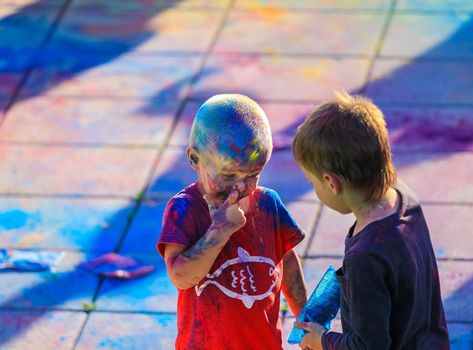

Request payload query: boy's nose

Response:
[234,180,246,193]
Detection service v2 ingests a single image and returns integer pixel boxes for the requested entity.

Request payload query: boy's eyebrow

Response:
[221,167,262,174]
[220,167,236,173]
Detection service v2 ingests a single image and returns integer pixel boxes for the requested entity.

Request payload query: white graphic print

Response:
[195,247,280,309]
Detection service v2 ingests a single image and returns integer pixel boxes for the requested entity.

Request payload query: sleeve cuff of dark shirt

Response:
[321,330,340,350]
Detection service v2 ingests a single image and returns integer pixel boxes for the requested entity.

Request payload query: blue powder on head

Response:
[189,94,272,165]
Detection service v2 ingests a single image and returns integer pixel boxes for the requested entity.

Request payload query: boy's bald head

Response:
[189,94,272,166]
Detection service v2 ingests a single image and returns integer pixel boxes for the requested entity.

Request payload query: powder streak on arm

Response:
[281,248,308,317]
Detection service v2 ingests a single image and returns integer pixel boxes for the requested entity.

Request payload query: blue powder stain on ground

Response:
[0,210,29,230]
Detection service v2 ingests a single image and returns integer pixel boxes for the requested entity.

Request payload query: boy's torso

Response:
[336,184,449,349]
[162,183,301,350]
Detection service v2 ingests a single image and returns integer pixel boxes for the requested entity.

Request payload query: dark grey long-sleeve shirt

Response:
[322,183,450,350]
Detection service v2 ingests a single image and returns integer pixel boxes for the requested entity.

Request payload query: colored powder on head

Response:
[249,150,260,161]
[229,142,241,154]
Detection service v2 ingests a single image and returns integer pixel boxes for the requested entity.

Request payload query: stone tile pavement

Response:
[0,0,472,349]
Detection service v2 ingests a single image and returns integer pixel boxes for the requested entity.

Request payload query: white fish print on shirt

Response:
[195,247,280,309]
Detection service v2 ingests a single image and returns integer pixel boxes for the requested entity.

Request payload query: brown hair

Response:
[293,92,396,202]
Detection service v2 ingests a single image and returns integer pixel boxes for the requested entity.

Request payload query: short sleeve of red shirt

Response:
[157,184,209,257]
[157,197,192,257]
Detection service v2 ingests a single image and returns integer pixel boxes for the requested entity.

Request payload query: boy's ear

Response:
[322,172,342,195]
[187,147,200,170]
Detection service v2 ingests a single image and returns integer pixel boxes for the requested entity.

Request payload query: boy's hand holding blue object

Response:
[288,265,341,345]
[293,321,325,350]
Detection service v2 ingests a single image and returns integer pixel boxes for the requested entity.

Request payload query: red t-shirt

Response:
[157,183,305,350]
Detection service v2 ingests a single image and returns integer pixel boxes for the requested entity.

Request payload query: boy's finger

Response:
[293,321,311,331]
[222,189,239,208]
[239,195,251,214]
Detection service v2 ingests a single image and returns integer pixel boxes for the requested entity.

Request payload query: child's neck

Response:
[352,188,399,236]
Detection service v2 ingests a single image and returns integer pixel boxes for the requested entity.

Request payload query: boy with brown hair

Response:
[157,94,307,349]
[292,92,450,349]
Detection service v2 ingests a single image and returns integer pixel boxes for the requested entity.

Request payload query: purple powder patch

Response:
[80,253,154,279]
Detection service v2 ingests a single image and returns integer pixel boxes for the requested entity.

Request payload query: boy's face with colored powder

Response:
[189,147,268,207]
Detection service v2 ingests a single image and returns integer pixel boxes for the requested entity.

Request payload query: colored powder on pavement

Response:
[0,210,29,230]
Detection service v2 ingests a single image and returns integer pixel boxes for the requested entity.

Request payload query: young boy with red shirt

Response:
[157,94,307,350]
[292,92,450,350]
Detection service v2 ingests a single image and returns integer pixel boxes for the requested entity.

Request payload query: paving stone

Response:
[0,252,99,310]
[46,2,225,55]
[307,203,473,260]
[393,151,473,203]
[286,201,320,256]
[260,102,316,149]
[396,0,473,11]
[235,0,391,10]
[0,197,133,252]
[21,53,201,100]
[95,253,176,313]
[260,149,315,202]
[120,199,167,255]
[0,145,156,196]
[71,0,231,11]
[0,72,21,113]
[75,312,177,350]
[300,257,345,291]
[193,55,370,102]
[1,1,64,9]
[215,11,385,55]
[381,13,473,59]
[306,206,355,257]
[281,315,301,350]
[169,100,315,148]
[383,107,473,152]
[146,147,197,199]
[0,97,178,145]
[440,261,473,323]
[167,0,231,8]
[0,5,59,70]
[167,101,200,147]
[422,204,473,259]
[366,60,473,105]
[0,310,86,350]
[448,323,473,350]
